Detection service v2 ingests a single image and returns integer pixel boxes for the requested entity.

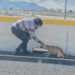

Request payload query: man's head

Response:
[34,18,43,29]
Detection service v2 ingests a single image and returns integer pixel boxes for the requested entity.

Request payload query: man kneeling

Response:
[11,18,45,55]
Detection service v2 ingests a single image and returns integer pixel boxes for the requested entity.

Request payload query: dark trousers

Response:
[11,27,30,54]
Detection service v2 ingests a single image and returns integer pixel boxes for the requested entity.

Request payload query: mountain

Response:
[0,0,48,11]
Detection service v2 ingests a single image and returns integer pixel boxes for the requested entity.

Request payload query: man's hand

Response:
[40,42,44,46]
[40,43,47,49]
[38,40,44,46]
[38,41,47,48]
[42,44,47,49]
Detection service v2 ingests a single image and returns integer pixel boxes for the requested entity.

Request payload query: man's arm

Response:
[29,31,44,46]
[33,36,44,45]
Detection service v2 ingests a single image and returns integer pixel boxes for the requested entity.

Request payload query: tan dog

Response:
[43,45,65,58]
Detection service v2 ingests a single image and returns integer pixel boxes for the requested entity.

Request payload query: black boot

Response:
[15,42,24,55]
[22,45,31,55]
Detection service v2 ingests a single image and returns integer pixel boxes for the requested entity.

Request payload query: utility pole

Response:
[64,0,67,20]
[64,0,69,54]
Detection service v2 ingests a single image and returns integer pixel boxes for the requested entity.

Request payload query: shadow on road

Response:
[0,50,75,66]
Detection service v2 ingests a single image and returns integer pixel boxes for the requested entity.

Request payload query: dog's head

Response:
[42,44,49,49]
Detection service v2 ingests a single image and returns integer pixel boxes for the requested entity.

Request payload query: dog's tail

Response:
[64,53,68,58]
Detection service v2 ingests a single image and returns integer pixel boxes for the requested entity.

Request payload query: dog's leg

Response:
[57,53,64,58]
[64,53,68,58]
[45,52,51,56]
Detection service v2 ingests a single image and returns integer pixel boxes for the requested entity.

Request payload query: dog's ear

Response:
[43,44,47,49]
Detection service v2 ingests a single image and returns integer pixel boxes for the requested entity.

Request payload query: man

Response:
[11,18,45,55]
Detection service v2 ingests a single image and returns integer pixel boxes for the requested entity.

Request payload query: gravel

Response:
[0,60,75,75]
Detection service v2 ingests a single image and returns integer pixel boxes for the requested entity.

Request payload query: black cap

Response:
[34,18,43,26]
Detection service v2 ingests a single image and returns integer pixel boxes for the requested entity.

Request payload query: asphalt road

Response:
[0,50,75,66]
[0,51,75,75]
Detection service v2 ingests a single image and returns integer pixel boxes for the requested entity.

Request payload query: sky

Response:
[9,0,75,11]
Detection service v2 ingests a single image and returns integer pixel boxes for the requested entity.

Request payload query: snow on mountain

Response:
[0,0,75,11]
[0,0,48,11]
